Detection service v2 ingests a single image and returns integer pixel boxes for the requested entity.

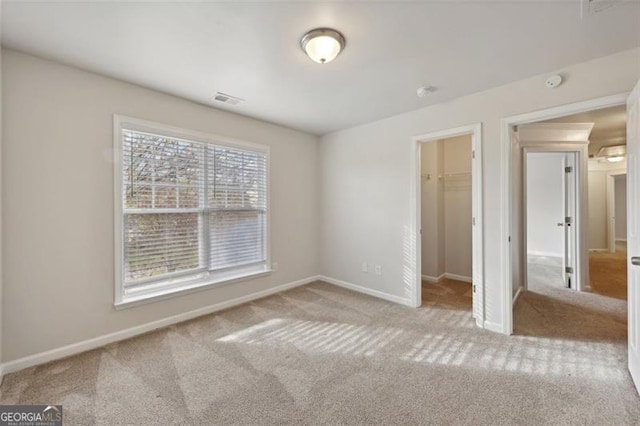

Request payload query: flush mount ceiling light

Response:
[606,156,625,163]
[597,144,627,163]
[300,28,345,64]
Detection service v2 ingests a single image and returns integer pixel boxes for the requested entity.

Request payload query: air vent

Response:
[212,92,244,106]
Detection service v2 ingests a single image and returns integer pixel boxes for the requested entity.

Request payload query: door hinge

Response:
[565,266,574,274]
[473,284,476,293]
[565,166,573,173]
[472,150,475,159]
[472,217,476,226]
[508,236,511,242]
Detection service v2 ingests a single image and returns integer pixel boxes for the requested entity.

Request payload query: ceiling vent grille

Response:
[212,92,244,106]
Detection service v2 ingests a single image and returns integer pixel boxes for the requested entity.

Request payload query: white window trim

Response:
[113,115,271,309]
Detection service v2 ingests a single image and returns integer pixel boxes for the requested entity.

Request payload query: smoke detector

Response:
[545,75,563,89]
[212,92,244,106]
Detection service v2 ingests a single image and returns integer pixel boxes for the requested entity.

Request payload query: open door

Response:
[627,80,640,394]
[563,153,577,289]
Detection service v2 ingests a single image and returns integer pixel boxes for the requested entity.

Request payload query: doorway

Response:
[412,124,484,327]
[525,151,579,292]
[586,167,629,299]
[500,93,628,335]
[420,135,473,311]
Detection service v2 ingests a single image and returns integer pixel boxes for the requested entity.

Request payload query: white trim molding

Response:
[411,123,485,324]
[422,273,472,284]
[113,114,272,309]
[444,273,472,283]
[319,276,414,307]
[500,92,629,336]
[1,276,320,375]
[422,274,445,283]
[513,287,523,306]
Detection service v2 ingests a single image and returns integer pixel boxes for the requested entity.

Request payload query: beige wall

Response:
[2,49,321,363]
[588,158,627,250]
[588,170,609,249]
[615,175,627,240]
[321,48,640,330]
[443,135,472,278]
[420,141,441,277]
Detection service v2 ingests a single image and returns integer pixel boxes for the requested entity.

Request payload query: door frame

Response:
[607,171,627,253]
[411,123,484,327]
[522,148,584,292]
[500,93,629,335]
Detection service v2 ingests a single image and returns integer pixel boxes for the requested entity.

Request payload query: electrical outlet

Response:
[271,262,278,271]
[374,265,382,276]
[362,262,368,273]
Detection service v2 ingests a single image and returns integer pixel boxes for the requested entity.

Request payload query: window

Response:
[114,116,269,307]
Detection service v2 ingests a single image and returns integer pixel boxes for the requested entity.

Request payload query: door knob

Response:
[632,257,640,266]
[557,223,564,227]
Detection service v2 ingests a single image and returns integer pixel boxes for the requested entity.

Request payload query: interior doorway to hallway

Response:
[543,105,629,300]
[502,96,631,334]
[501,83,640,397]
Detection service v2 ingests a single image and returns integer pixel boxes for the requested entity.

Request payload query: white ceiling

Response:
[543,105,627,156]
[2,1,639,135]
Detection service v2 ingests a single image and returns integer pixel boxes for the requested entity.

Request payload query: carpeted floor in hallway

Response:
[589,241,628,300]
[1,280,638,425]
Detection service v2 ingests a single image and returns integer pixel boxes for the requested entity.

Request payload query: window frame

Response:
[113,115,271,309]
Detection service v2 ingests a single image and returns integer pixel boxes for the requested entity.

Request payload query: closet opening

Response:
[412,124,484,328]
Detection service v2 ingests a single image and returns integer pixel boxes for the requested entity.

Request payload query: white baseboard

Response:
[484,320,506,334]
[444,273,472,283]
[1,275,320,376]
[422,273,472,284]
[319,275,414,307]
[422,273,445,283]
[615,239,627,242]
[512,287,523,306]
[589,248,609,252]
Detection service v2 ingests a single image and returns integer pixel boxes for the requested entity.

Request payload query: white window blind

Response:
[116,118,268,305]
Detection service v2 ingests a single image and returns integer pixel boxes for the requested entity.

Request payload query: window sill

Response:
[115,266,272,310]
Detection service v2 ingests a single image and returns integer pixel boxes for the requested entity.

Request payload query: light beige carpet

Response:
[1,280,638,425]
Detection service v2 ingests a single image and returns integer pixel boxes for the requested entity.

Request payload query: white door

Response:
[627,80,640,394]
[563,153,577,289]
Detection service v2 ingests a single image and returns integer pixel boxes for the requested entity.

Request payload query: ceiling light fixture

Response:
[607,156,625,163]
[300,28,345,64]
[597,144,627,163]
